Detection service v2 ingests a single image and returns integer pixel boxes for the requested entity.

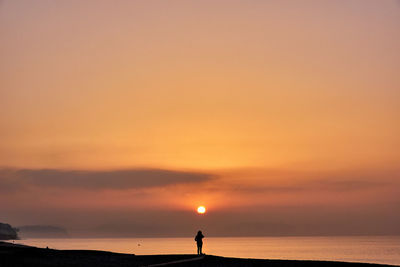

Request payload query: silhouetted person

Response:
[194,230,204,255]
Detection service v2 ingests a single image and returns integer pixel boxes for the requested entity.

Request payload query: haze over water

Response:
[17,236,400,266]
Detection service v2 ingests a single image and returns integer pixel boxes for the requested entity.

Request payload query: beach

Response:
[1,241,396,267]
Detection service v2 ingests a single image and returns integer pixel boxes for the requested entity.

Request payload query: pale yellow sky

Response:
[1,0,399,171]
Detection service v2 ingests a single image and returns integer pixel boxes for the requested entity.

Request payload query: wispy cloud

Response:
[202,169,400,195]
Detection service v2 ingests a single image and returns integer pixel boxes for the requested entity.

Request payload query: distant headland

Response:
[0,222,69,240]
[18,225,69,238]
[0,222,18,240]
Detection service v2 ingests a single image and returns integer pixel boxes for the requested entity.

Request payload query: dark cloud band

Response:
[0,168,213,191]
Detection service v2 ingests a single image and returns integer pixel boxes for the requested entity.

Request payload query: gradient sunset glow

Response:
[1,0,399,237]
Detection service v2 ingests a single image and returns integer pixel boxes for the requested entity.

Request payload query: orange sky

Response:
[0,0,399,236]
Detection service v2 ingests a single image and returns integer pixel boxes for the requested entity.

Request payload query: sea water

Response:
[16,236,400,266]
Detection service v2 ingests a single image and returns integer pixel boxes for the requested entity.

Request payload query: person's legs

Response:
[199,244,203,255]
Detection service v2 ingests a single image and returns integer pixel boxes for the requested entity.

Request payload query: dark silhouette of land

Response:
[0,241,396,267]
[0,223,18,240]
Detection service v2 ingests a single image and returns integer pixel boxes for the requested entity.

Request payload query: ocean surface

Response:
[16,236,400,266]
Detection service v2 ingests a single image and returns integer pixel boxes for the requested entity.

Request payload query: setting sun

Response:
[197,206,206,214]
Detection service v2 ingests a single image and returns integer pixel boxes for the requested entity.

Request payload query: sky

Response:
[1,0,399,237]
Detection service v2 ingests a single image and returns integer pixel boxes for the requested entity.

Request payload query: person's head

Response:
[197,230,202,235]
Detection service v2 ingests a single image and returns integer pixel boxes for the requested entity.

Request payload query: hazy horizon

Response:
[3,166,400,237]
[1,0,399,238]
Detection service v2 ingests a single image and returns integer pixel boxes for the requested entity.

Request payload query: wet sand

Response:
[0,241,395,267]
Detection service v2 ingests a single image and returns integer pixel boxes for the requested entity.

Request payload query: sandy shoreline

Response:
[0,241,396,267]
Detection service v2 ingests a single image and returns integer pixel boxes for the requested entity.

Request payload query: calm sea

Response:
[16,236,400,266]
